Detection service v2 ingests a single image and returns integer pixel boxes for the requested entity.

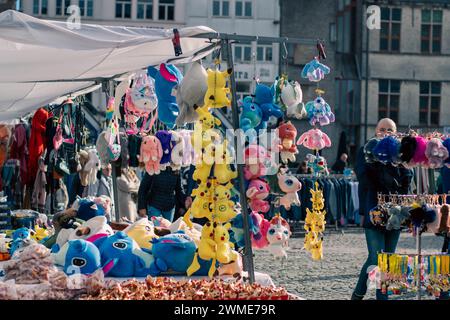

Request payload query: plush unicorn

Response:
[277,172,302,210]
[266,215,291,259]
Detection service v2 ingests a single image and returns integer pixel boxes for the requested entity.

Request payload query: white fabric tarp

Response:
[0,10,218,122]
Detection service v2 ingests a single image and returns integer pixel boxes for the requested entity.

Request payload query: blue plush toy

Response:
[148,63,184,129]
[301,58,330,82]
[239,96,262,143]
[53,239,102,275]
[253,84,283,130]
[9,227,31,256]
[230,213,260,248]
[305,96,335,126]
[93,231,154,277]
[149,231,198,276]
[373,136,400,164]
[76,200,105,222]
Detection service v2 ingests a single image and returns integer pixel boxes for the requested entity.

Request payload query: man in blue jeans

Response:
[137,167,188,222]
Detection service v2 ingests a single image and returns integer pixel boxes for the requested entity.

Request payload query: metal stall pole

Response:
[225,37,255,284]
[416,167,422,300]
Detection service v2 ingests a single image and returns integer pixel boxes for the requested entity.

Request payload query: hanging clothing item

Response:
[31,157,47,213]
[119,130,129,168]
[9,124,28,185]
[116,168,140,222]
[45,179,68,215]
[128,134,142,167]
[0,125,11,169]
[28,108,49,186]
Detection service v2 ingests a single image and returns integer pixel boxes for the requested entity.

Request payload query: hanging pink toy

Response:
[296,128,331,150]
[246,178,271,213]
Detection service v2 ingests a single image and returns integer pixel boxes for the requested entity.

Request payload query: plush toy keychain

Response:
[425,137,449,169]
[305,89,335,126]
[301,57,331,82]
[305,153,329,176]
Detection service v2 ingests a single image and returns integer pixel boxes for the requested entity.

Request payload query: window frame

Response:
[159,0,175,21]
[79,0,94,17]
[419,81,441,126]
[137,0,153,20]
[379,7,402,53]
[378,79,400,123]
[56,0,71,16]
[234,44,252,62]
[421,9,442,54]
[256,45,273,62]
[212,0,230,17]
[33,0,48,15]
[115,0,132,19]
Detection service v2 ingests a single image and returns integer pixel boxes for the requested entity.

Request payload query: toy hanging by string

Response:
[303,182,326,260]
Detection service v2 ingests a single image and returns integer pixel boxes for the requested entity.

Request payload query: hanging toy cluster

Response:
[376,253,450,297]
[185,56,241,279]
[272,75,307,120]
[303,182,326,260]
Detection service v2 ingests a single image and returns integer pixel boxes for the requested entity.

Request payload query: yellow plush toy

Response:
[187,221,217,278]
[195,105,222,131]
[303,182,326,261]
[183,181,213,228]
[210,182,237,224]
[215,250,243,278]
[204,68,232,108]
[123,218,158,250]
[213,140,238,185]
[214,222,237,264]
[31,225,50,242]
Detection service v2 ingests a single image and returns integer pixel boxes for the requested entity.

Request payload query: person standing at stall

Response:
[137,167,187,223]
[351,118,413,300]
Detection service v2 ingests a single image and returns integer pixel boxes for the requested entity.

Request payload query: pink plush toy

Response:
[410,136,429,167]
[251,212,271,249]
[266,215,291,259]
[246,178,270,213]
[425,138,449,169]
[243,144,269,180]
[296,128,331,151]
[277,172,301,210]
[139,135,163,175]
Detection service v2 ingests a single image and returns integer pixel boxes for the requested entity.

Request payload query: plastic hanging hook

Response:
[172,28,182,56]
[317,40,326,60]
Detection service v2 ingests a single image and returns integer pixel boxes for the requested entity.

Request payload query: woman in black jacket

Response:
[352,118,413,300]
[137,167,187,222]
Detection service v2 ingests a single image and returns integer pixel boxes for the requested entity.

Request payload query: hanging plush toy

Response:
[273,77,306,119]
[187,221,217,278]
[123,218,159,251]
[194,105,222,131]
[175,61,208,126]
[251,212,271,249]
[147,63,183,129]
[399,136,417,164]
[266,215,291,259]
[169,130,184,171]
[155,130,173,171]
[373,136,401,164]
[210,182,237,224]
[425,137,449,169]
[303,182,326,261]
[277,121,298,164]
[243,144,269,180]
[106,97,115,121]
[443,138,450,168]
[277,172,302,210]
[179,130,195,167]
[364,137,381,163]
[204,68,232,108]
[192,140,216,182]
[213,140,237,185]
[230,212,260,248]
[305,94,335,126]
[125,70,158,119]
[410,135,429,167]
[301,57,330,82]
[305,153,329,176]
[239,96,263,142]
[183,181,213,228]
[254,84,283,130]
[246,178,270,213]
[296,128,332,151]
[139,135,163,175]
[214,222,238,265]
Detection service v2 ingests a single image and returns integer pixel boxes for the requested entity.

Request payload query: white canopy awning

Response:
[0,10,218,122]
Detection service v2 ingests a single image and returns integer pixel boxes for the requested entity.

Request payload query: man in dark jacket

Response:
[137,167,187,222]
[352,118,413,300]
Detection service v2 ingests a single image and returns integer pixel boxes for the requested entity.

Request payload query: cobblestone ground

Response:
[253,228,446,300]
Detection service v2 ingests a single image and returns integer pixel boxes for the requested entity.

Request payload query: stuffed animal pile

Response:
[303,182,326,261]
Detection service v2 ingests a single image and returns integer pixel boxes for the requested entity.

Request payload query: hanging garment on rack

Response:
[0,125,11,169]
[28,108,49,186]
[9,124,28,186]
[128,134,142,168]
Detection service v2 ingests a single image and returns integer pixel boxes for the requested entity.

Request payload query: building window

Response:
[137,0,153,19]
[213,0,229,17]
[33,0,48,15]
[256,45,273,62]
[159,0,174,20]
[378,80,400,123]
[236,1,252,17]
[234,45,252,62]
[380,7,401,52]
[421,9,442,54]
[79,0,93,17]
[236,82,250,102]
[419,82,440,126]
[116,0,131,19]
[56,0,71,16]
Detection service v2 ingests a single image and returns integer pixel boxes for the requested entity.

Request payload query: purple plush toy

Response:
[155,130,173,171]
